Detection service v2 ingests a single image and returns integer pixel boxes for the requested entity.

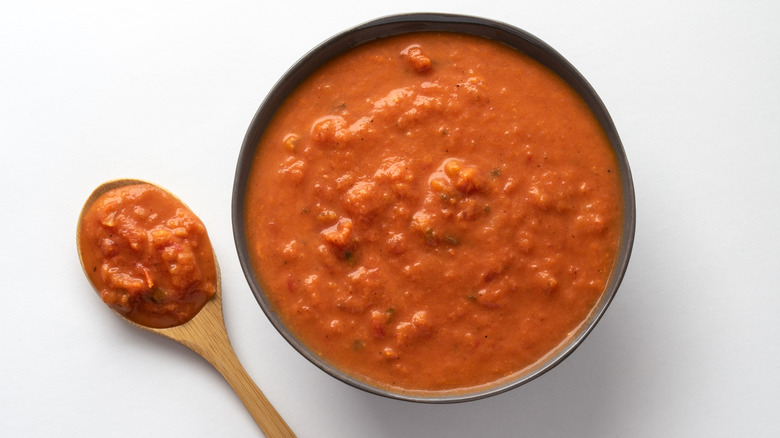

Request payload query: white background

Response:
[2,1,779,437]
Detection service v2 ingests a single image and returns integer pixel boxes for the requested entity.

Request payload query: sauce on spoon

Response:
[79,182,217,328]
[77,179,295,438]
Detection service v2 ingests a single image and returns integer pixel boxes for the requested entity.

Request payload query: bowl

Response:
[232,13,635,403]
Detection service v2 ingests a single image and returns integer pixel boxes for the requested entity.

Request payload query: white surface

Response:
[2,1,779,437]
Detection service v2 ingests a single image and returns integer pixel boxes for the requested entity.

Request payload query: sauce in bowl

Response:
[235,15,634,401]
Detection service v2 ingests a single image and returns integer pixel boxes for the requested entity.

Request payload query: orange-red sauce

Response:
[245,32,623,392]
[80,184,217,328]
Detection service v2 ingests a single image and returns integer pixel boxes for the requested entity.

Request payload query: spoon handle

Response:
[166,302,296,437]
[203,336,296,438]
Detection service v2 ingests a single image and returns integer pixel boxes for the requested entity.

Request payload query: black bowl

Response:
[232,13,635,403]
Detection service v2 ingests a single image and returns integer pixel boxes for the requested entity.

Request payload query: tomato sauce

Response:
[244,32,623,392]
[80,184,217,328]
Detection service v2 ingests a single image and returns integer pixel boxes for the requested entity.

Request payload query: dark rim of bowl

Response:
[232,12,636,404]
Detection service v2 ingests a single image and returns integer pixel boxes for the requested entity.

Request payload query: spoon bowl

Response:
[77,178,295,438]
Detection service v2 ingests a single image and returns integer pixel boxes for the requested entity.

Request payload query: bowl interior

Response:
[232,13,635,403]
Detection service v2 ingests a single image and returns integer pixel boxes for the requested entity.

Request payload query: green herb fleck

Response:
[490,167,501,177]
[301,207,309,214]
[484,205,491,213]
[445,234,460,245]
[352,339,365,351]
[425,228,436,244]
[148,287,168,304]
[466,295,477,302]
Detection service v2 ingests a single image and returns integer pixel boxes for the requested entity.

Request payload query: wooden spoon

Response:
[76,179,295,438]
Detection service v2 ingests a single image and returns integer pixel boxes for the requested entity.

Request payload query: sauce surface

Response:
[80,184,217,328]
[245,32,623,392]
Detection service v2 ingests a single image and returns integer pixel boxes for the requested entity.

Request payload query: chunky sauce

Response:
[80,184,217,328]
[245,32,623,391]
